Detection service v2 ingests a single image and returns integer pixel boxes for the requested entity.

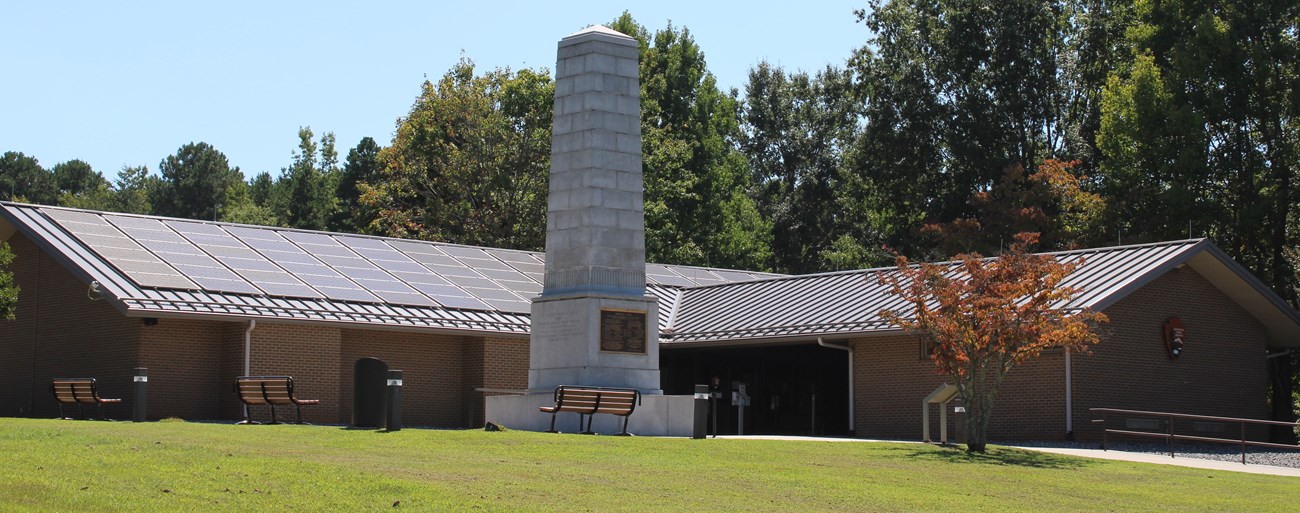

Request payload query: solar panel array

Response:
[44,209,775,315]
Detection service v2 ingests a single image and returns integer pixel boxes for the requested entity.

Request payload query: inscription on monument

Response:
[600,309,646,354]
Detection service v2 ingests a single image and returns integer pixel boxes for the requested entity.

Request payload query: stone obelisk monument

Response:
[528,25,661,394]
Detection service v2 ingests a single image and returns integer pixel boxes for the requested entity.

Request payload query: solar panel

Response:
[485,248,541,264]
[102,215,268,296]
[422,263,483,278]
[225,228,383,302]
[256,281,323,298]
[499,280,542,296]
[44,210,198,290]
[477,268,531,283]
[368,290,437,307]
[386,240,445,256]
[401,252,462,268]
[484,299,530,313]
[439,246,493,259]
[455,257,514,272]
[408,283,473,298]
[436,295,492,310]
[647,274,696,287]
[446,275,503,290]
[463,286,524,301]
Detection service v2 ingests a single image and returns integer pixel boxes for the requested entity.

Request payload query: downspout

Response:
[244,319,255,375]
[817,337,854,434]
[243,319,256,419]
[1065,349,1073,439]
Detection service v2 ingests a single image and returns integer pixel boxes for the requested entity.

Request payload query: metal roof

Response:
[0,203,778,336]
[661,239,1300,346]
[4,202,1297,347]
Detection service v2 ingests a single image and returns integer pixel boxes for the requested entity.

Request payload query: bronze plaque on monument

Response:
[600,309,646,354]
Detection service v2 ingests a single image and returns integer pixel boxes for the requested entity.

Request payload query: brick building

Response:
[2,202,1296,440]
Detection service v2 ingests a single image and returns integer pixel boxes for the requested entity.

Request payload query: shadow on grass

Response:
[907,444,1095,470]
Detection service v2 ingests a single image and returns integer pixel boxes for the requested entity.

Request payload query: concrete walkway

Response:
[1007,445,1300,477]
[715,435,1300,477]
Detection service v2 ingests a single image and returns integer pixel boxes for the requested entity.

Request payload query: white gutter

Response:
[244,319,256,375]
[817,337,855,433]
[243,319,256,419]
[1065,349,1073,437]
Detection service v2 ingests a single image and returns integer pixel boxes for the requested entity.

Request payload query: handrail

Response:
[1090,407,1300,465]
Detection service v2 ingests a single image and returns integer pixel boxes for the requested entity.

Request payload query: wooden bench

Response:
[233,376,319,424]
[539,385,641,435]
[50,378,121,420]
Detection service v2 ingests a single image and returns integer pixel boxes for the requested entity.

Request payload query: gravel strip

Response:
[1004,440,1300,469]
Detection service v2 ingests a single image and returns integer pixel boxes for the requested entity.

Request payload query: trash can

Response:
[352,358,388,428]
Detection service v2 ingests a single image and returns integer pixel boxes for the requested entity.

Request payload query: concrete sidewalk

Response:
[1007,444,1300,477]
[715,435,1300,477]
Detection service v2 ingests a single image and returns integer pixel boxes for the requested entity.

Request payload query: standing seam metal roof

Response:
[661,239,1213,343]
[4,203,1296,346]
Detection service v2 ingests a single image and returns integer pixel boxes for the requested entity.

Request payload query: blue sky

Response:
[2,1,866,179]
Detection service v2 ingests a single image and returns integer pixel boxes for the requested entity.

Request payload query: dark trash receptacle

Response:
[352,358,388,428]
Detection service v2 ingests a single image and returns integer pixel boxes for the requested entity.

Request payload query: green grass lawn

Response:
[0,418,1294,512]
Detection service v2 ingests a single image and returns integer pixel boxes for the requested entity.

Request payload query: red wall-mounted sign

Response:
[1164,317,1185,359]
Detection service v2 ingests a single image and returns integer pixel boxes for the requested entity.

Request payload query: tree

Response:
[332,137,383,233]
[154,142,244,220]
[610,13,772,270]
[51,160,106,197]
[0,242,17,320]
[51,159,112,210]
[845,0,1078,259]
[367,59,553,250]
[878,232,1107,452]
[920,159,1105,257]
[276,127,337,230]
[110,165,156,215]
[0,152,57,205]
[741,62,859,273]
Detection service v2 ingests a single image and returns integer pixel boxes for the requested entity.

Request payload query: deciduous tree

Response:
[878,232,1107,452]
[0,242,17,320]
[741,62,859,273]
[611,14,772,270]
[367,59,552,250]
[921,159,1105,257]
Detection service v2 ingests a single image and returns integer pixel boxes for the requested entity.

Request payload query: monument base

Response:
[529,293,661,393]
[485,393,695,436]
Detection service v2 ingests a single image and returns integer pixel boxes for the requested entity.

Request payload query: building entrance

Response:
[661,343,850,436]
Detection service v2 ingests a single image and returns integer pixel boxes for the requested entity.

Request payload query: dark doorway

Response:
[352,357,388,427]
[661,343,850,436]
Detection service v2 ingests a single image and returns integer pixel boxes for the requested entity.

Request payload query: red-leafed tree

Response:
[878,232,1107,453]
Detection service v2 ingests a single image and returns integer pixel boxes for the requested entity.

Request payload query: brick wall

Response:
[138,317,230,420]
[1071,267,1268,440]
[463,336,530,427]
[851,266,1269,443]
[339,328,468,427]
[238,322,342,424]
[851,334,1065,441]
[0,234,141,419]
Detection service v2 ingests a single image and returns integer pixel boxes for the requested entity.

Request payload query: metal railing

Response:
[1090,407,1300,465]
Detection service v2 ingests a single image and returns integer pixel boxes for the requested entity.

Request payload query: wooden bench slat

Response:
[540,385,640,435]
[234,376,317,424]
